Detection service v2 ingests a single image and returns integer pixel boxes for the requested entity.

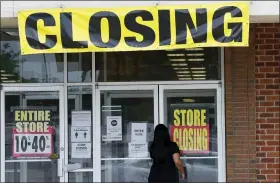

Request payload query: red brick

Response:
[260,90,274,95]
[261,158,276,164]
[267,164,280,169]
[266,73,279,78]
[266,96,279,101]
[259,44,273,50]
[274,33,280,39]
[266,62,279,67]
[257,175,267,180]
[265,27,279,32]
[266,107,280,112]
[259,56,274,61]
[261,169,276,174]
[258,135,275,140]
[266,141,280,146]
[265,50,279,55]
[259,68,274,73]
[266,85,279,89]
[267,175,280,180]
[267,152,280,158]
[265,39,279,44]
[260,113,274,118]
[259,33,274,39]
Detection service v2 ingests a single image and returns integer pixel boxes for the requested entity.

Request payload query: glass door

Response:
[94,85,158,182]
[159,84,225,182]
[0,86,66,182]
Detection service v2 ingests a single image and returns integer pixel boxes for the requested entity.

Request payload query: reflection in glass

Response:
[95,48,221,82]
[67,53,92,83]
[101,159,152,182]
[0,30,63,83]
[181,158,218,182]
[5,162,59,182]
[101,158,218,182]
[4,92,60,182]
[164,89,218,157]
[100,91,154,159]
[68,86,93,168]
[68,172,93,182]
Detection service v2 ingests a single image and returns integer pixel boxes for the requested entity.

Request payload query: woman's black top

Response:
[148,142,180,183]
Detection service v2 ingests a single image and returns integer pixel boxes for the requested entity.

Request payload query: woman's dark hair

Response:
[149,124,172,163]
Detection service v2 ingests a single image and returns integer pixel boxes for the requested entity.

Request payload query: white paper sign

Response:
[131,123,147,142]
[71,143,91,158]
[128,143,148,158]
[104,116,122,141]
[72,111,91,126]
[71,126,91,142]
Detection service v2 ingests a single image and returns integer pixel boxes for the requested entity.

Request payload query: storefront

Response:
[0,1,279,183]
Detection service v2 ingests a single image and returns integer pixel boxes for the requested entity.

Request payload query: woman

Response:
[148,124,185,182]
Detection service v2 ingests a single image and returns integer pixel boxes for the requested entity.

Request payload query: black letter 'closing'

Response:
[89,11,121,48]
[25,13,57,50]
[212,6,243,43]
[124,10,155,47]
[60,12,88,48]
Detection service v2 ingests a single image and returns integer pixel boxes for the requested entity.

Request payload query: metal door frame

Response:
[159,83,225,182]
[0,85,66,182]
[94,84,159,182]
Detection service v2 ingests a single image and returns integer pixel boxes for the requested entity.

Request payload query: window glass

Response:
[67,53,92,83]
[95,48,221,82]
[0,30,64,83]
[164,89,218,157]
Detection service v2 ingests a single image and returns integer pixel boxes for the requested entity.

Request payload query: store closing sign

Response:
[17,2,249,55]
[169,104,211,154]
[12,108,54,159]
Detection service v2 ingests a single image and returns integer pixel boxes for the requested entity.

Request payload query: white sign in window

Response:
[131,123,147,142]
[72,111,91,126]
[103,116,122,141]
[71,126,91,143]
[71,143,91,158]
[128,143,148,158]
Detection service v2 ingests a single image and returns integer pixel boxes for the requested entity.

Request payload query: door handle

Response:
[58,157,64,177]
[58,147,65,177]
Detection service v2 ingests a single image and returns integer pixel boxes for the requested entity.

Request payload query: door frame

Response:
[94,84,159,182]
[159,83,225,182]
[0,85,66,182]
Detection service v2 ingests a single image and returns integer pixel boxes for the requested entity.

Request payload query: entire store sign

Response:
[12,107,54,159]
[169,104,211,154]
[17,2,249,55]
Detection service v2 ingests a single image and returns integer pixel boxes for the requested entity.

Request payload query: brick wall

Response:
[225,23,280,182]
[255,23,280,183]
[225,25,257,182]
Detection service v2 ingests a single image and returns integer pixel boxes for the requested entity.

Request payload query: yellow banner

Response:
[18,2,249,55]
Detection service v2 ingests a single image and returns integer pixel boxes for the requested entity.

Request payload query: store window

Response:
[0,30,64,83]
[163,89,218,182]
[67,53,92,83]
[95,48,221,82]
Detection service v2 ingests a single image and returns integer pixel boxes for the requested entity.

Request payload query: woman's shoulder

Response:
[170,141,178,147]
[170,141,180,152]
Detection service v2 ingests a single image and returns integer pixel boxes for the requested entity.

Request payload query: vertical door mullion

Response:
[63,85,69,182]
[59,86,66,182]
[153,87,159,128]
[158,85,164,125]
[94,88,101,182]
[0,90,5,182]
[216,87,225,182]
